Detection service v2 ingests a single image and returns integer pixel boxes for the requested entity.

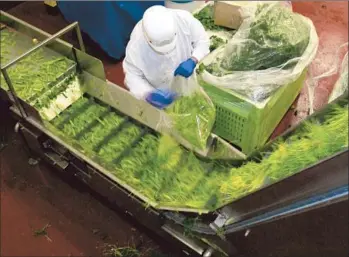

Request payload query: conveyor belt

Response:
[41,88,348,215]
[2,8,348,227]
[2,10,348,257]
[46,94,224,212]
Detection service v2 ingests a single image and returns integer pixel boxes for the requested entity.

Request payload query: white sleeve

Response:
[189,15,210,62]
[123,50,154,100]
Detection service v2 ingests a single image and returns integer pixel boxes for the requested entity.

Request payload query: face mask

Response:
[147,40,177,55]
[159,45,177,55]
[142,21,177,55]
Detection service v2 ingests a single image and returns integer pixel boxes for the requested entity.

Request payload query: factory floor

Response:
[0,1,348,257]
[0,114,165,257]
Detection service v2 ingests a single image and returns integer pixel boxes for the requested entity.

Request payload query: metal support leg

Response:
[14,122,39,165]
[75,24,86,52]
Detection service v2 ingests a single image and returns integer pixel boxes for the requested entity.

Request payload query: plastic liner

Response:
[200,2,319,102]
[192,3,235,55]
[329,53,349,103]
[158,75,216,151]
[306,42,348,113]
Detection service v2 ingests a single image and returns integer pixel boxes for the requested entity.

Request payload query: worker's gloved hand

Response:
[146,89,176,109]
[174,58,197,78]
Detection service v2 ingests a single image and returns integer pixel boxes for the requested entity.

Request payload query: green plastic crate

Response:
[200,70,307,155]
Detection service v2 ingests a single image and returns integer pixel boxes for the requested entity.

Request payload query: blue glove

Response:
[174,58,197,78]
[146,89,176,109]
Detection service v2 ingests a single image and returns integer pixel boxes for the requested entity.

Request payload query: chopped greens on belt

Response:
[48,95,348,211]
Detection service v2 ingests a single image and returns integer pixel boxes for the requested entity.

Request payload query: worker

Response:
[123,5,210,109]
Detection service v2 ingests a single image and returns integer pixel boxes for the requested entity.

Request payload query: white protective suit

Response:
[123,8,210,100]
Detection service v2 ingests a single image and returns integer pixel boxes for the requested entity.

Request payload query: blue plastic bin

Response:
[58,1,163,60]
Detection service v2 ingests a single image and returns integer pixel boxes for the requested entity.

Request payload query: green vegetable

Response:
[33,73,76,109]
[51,96,90,127]
[97,123,142,163]
[221,3,310,71]
[209,35,226,52]
[57,98,109,138]
[220,103,348,204]
[48,94,348,211]
[78,112,126,152]
[194,5,230,32]
[196,63,206,75]
[165,91,216,151]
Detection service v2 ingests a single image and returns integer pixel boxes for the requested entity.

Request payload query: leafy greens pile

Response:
[48,95,348,211]
[220,3,310,72]
[194,5,229,32]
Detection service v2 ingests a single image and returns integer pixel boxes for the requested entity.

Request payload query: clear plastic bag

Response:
[160,74,216,151]
[305,42,348,113]
[282,1,292,9]
[199,1,319,102]
[328,53,349,102]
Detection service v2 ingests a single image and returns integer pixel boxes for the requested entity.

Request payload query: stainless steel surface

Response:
[162,224,205,255]
[17,123,43,155]
[74,23,85,53]
[0,10,104,124]
[75,47,106,81]
[0,10,105,81]
[203,248,214,257]
[0,10,72,51]
[224,151,348,226]
[0,13,80,122]
[1,22,79,70]
[224,186,348,234]
[0,25,77,120]
[1,26,38,63]
[0,26,76,78]
[44,151,69,169]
